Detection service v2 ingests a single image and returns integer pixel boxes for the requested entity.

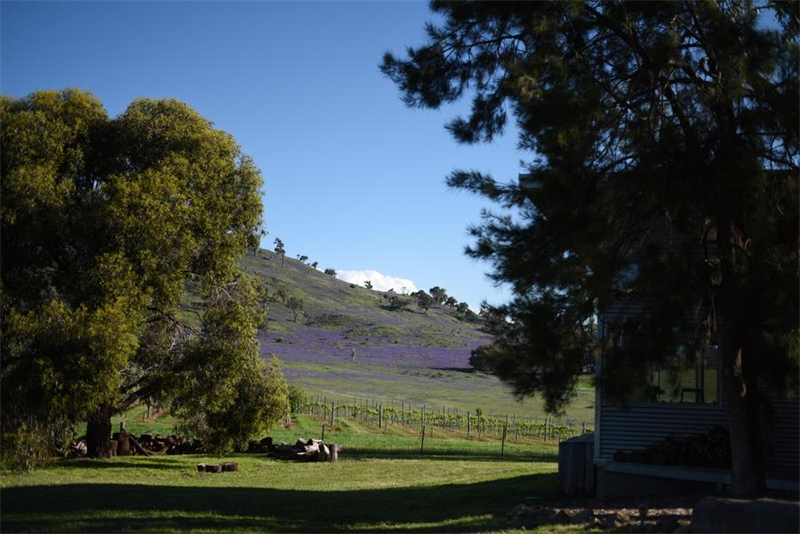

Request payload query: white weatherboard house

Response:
[520,173,799,497]
[594,292,799,497]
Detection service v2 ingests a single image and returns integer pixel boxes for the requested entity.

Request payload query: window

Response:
[648,343,718,404]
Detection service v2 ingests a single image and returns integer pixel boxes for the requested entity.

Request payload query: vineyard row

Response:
[296,396,593,443]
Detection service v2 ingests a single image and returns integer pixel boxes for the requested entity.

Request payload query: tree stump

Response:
[328,444,340,462]
[117,431,131,456]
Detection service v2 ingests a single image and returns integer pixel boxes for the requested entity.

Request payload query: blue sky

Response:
[1,1,524,310]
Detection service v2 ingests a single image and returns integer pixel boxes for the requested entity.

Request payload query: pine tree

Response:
[383,1,798,497]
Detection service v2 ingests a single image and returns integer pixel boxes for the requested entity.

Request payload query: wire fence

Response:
[296,394,593,444]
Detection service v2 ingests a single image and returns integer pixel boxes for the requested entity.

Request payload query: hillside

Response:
[243,250,487,347]
[183,249,594,424]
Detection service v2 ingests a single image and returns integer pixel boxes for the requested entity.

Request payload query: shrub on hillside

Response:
[469,343,502,372]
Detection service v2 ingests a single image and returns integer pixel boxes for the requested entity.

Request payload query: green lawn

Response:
[1,416,562,533]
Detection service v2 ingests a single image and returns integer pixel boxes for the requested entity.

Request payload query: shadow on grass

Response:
[1,473,556,533]
[344,448,557,463]
[57,457,188,470]
[430,367,478,374]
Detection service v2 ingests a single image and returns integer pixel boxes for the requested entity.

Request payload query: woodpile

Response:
[68,431,206,458]
[244,436,341,462]
[133,432,206,455]
[67,431,341,463]
[245,436,275,453]
[69,439,88,457]
[614,425,731,468]
[266,438,341,462]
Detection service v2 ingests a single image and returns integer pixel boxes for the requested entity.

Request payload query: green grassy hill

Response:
[239,249,489,345]
[180,249,594,425]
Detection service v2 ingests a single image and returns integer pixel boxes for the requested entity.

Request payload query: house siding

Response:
[770,397,800,472]
[598,401,728,460]
[596,307,799,475]
[597,396,799,473]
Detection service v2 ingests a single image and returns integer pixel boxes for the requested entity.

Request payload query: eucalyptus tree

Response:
[287,297,305,323]
[429,286,448,305]
[1,89,287,462]
[412,291,435,314]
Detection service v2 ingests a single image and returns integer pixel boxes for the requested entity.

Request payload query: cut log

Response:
[221,462,238,472]
[128,435,152,457]
[197,463,206,472]
[204,464,222,473]
[318,444,330,462]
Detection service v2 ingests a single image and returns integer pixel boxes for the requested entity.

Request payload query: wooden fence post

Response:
[321,424,325,441]
[501,424,507,456]
[420,426,425,455]
[379,405,383,429]
[467,412,471,438]
[330,401,335,427]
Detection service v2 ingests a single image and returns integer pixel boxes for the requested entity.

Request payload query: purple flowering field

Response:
[243,251,595,422]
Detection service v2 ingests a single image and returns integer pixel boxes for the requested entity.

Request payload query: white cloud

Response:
[336,270,418,294]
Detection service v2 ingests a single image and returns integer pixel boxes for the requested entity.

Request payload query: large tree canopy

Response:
[1,89,287,463]
[383,1,798,497]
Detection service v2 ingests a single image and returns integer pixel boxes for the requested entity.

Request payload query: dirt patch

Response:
[507,493,705,532]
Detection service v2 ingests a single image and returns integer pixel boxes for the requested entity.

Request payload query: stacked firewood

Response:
[68,433,342,462]
[246,436,276,453]
[69,431,205,457]
[133,433,205,455]
[614,425,731,468]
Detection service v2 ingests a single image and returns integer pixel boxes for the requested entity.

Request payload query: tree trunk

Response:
[717,215,764,497]
[86,404,113,458]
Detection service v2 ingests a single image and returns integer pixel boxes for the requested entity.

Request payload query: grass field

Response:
[1,415,569,533]
[233,250,596,426]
